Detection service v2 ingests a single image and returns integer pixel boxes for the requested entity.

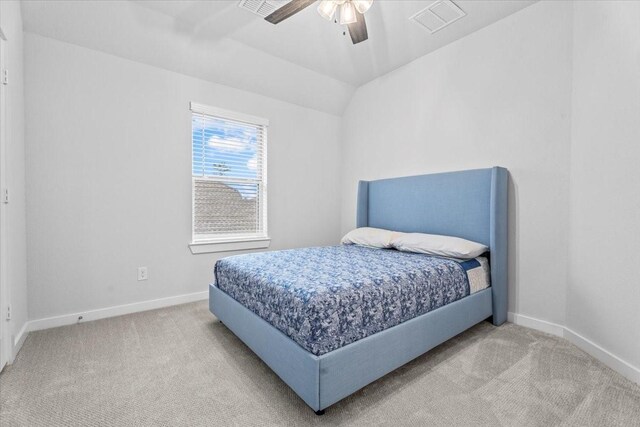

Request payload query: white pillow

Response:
[391,232,487,260]
[341,227,398,249]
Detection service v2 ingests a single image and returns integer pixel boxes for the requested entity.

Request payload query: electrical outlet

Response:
[6,304,11,320]
[137,267,148,281]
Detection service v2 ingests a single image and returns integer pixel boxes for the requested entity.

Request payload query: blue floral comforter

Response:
[214,245,482,356]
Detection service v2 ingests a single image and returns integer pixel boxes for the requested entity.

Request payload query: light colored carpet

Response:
[1,301,639,426]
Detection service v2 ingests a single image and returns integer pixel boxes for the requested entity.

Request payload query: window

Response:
[190,102,269,253]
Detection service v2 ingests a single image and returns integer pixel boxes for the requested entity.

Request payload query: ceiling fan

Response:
[264,0,373,45]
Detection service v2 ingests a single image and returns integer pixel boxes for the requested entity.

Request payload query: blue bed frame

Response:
[209,166,508,413]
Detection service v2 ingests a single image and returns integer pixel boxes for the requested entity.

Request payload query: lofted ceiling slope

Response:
[21,0,536,115]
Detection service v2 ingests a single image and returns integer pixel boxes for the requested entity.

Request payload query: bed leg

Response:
[315,410,325,416]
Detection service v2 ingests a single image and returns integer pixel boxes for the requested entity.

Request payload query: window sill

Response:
[189,237,271,254]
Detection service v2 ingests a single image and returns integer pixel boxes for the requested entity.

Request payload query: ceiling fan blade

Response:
[265,0,316,24]
[348,11,368,44]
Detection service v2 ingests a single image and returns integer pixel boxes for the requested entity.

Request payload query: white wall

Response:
[0,0,28,360]
[568,1,640,370]
[340,1,573,326]
[24,33,342,320]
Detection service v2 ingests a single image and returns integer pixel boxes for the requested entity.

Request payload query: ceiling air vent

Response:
[410,0,466,34]
[238,0,292,18]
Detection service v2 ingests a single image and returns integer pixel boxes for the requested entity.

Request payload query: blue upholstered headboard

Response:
[356,167,508,325]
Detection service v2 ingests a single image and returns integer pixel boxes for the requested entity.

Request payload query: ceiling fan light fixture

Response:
[339,1,358,25]
[317,0,338,21]
[353,0,373,14]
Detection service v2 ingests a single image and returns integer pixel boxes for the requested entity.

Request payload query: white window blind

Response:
[190,103,268,243]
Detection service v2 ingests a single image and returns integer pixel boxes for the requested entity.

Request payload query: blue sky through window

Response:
[192,115,261,199]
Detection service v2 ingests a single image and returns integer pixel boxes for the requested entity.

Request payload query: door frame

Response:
[0,26,10,371]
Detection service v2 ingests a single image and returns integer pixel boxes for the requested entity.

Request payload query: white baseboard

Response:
[507,312,565,337]
[28,291,209,332]
[508,311,639,385]
[563,328,640,385]
[10,321,29,363]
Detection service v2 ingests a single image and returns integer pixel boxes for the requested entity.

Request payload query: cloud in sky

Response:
[197,115,257,152]
[247,155,257,171]
[208,135,246,151]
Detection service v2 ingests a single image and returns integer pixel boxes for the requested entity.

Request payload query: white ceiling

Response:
[21,0,536,114]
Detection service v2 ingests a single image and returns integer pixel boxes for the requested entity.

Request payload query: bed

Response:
[209,166,508,414]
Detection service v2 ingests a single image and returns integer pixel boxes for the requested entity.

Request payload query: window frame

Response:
[188,102,270,254]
